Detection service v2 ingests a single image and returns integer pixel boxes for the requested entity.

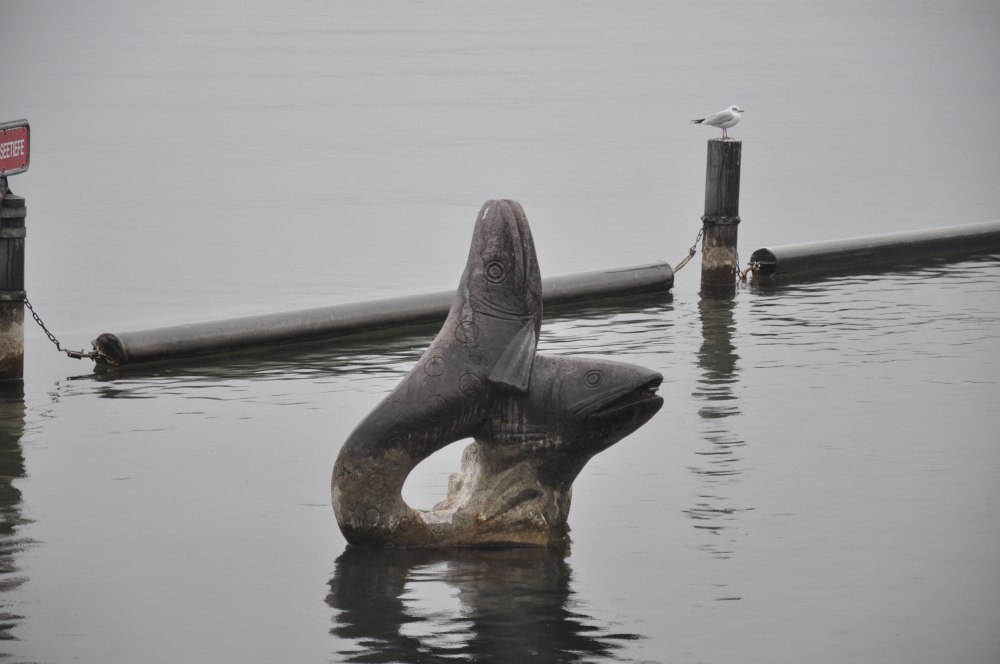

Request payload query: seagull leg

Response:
[722,128,728,139]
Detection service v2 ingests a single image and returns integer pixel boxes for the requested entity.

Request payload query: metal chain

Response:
[672,227,704,273]
[23,295,96,360]
[23,296,63,350]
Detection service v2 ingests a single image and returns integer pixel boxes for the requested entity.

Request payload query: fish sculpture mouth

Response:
[569,375,664,420]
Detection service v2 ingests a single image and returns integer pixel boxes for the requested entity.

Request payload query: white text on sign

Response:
[0,139,27,160]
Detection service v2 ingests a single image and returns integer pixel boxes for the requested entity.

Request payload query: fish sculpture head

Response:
[479,354,663,481]
[544,354,664,455]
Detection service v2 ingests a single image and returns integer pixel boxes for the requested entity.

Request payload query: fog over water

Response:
[1,1,999,662]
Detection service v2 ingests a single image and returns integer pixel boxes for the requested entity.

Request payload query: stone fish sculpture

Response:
[332,200,663,547]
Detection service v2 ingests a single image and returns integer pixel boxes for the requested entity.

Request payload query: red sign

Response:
[0,120,30,177]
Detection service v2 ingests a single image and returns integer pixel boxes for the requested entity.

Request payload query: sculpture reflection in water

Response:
[332,200,663,547]
[0,382,29,640]
[327,545,645,663]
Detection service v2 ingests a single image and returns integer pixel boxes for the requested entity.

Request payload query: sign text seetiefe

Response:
[0,121,31,177]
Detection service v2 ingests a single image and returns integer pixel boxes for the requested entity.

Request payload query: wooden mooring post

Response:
[700,138,742,297]
[0,177,26,381]
[0,121,29,381]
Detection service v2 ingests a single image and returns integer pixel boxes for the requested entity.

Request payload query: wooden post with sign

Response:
[0,120,30,381]
[700,138,741,297]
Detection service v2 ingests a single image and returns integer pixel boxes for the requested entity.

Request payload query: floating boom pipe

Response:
[92,262,673,366]
[749,221,1000,280]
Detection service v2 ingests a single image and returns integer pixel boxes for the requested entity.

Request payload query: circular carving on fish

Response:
[424,356,446,377]
[484,260,507,283]
[423,395,448,421]
[365,508,381,526]
[459,373,483,399]
[454,320,479,345]
[368,474,385,491]
[584,370,604,388]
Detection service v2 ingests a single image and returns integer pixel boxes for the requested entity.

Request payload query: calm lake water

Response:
[2,1,999,662]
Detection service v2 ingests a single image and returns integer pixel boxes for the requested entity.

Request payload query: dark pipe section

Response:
[93,262,673,366]
[750,221,1000,280]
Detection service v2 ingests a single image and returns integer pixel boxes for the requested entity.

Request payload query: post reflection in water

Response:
[0,383,29,642]
[327,545,645,663]
[687,298,750,564]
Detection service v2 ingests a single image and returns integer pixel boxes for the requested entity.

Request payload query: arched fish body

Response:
[332,200,662,547]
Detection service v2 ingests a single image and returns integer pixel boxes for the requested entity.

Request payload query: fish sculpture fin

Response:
[487,321,537,393]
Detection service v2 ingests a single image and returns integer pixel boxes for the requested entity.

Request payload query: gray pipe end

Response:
[749,248,778,276]
[93,333,127,365]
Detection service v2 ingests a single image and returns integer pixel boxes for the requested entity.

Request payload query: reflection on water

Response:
[540,295,675,357]
[686,298,750,564]
[55,332,432,407]
[0,383,29,644]
[327,546,648,663]
[87,331,433,384]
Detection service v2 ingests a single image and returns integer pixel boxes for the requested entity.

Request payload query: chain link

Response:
[672,227,704,273]
[23,295,96,360]
[23,296,63,350]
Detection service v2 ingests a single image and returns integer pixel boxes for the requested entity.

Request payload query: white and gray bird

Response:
[691,105,745,139]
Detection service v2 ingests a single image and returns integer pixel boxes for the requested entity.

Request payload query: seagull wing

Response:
[705,108,736,126]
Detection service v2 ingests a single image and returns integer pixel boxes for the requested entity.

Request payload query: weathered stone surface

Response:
[332,200,663,547]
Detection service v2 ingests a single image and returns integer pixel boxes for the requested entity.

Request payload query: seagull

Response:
[691,105,745,139]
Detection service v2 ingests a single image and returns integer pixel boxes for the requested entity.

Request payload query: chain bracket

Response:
[739,261,761,283]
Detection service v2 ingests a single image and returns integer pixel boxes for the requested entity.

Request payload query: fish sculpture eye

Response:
[484,260,507,283]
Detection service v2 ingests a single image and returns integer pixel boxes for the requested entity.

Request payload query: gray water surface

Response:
[2,1,999,662]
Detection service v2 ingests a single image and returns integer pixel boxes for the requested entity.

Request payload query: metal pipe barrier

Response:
[92,262,673,366]
[748,221,1000,281]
